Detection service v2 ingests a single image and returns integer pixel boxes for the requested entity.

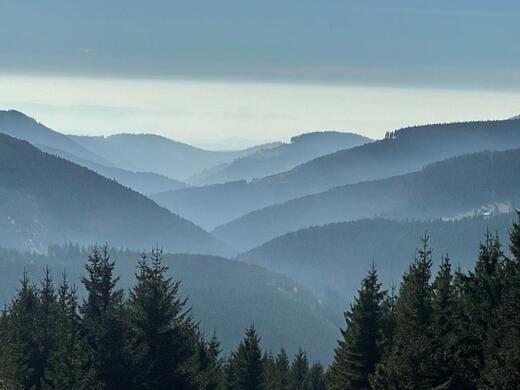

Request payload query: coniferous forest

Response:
[0,214,518,389]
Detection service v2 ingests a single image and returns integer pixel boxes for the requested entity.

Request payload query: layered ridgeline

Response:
[152,119,520,230]
[239,213,518,298]
[215,148,520,251]
[0,245,340,363]
[0,133,228,255]
[188,131,372,185]
[0,110,185,195]
[70,133,280,181]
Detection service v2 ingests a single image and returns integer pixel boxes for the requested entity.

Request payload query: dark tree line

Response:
[1,214,520,389]
[329,212,520,389]
[0,246,326,389]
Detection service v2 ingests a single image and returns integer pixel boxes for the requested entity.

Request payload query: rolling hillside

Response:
[188,131,371,185]
[214,148,520,251]
[0,110,110,165]
[153,119,520,229]
[0,110,185,194]
[71,133,280,181]
[239,213,518,298]
[0,133,229,255]
[43,146,186,195]
[0,245,341,363]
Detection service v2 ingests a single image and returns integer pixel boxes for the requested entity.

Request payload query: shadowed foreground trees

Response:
[329,213,520,390]
[1,213,520,389]
[0,245,325,389]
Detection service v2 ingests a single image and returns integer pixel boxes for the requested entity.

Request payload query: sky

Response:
[1,0,519,148]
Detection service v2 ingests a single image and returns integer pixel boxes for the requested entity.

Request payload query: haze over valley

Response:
[2,1,520,387]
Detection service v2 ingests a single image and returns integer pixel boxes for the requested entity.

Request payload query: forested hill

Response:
[70,133,280,181]
[215,148,520,251]
[188,131,371,185]
[0,110,110,165]
[0,245,340,363]
[153,119,520,229]
[0,110,186,194]
[239,213,517,297]
[0,133,229,255]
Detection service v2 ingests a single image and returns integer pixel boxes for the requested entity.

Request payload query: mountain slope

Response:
[0,110,112,165]
[70,133,280,181]
[188,131,371,185]
[214,148,520,251]
[153,119,520,229]
[0,110,184,194]
[239,213,517,298]
[43,146,186,195]
[0,133,229,255]
[0,246,340,363]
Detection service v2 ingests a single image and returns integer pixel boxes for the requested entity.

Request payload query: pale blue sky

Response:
[0,1,519,146]
[1,0,519,88]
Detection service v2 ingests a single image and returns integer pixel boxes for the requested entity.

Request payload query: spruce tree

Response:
[290,349,310,390]
[80,245,130,389]
[308,362,326,390]
[273,348,290,390]
[53,275,82,389]
[194,333,224,390]
[430,255,460,388]
[330,264,386,390]
[36,267,58,389]
[373,233,435,389]
[127,248,198,389]
[484,213,520,388]
[458,232,505,387]
[262,351,277,389]
[3,273,42,388]
[232,326,265,390]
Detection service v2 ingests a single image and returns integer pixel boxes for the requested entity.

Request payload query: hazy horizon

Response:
[2,0,520,149]
[1,74,520,150]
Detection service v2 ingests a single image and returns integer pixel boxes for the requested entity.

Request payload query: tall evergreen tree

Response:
[330,264,386,390]
[484,213,520,388]
[127,247,197,389]
[53,274,82,389]
[456,231,505,388]
[272,348,290,390]
[290,349,310,390]
[430,255,461,388]
[372,233,435,389]
[79,245,130,389]
[308,362,326,390]
[232,326,265,390]
[195,333,224,390]
[36,268,58,389]
[2,273,43,388]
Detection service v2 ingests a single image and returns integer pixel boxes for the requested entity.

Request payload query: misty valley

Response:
[0,108,519,389]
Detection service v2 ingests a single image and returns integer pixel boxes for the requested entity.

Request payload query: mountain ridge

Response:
[214,148,520,251]
[153,119,520,229]
[0,133,230,255]
[188,131,372,185]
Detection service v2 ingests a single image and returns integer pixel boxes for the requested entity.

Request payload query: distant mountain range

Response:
[214,148,520,251]
[0,110,185,195]
[0,133,229,255]
[239,213,518,298]
[0,110,111,165]
[152,119,520,230]
[0,245,340,363]
[70,133,280,181]
[188,131,371,185]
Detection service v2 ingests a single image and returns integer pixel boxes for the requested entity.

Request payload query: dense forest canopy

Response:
[1,214,519,388]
